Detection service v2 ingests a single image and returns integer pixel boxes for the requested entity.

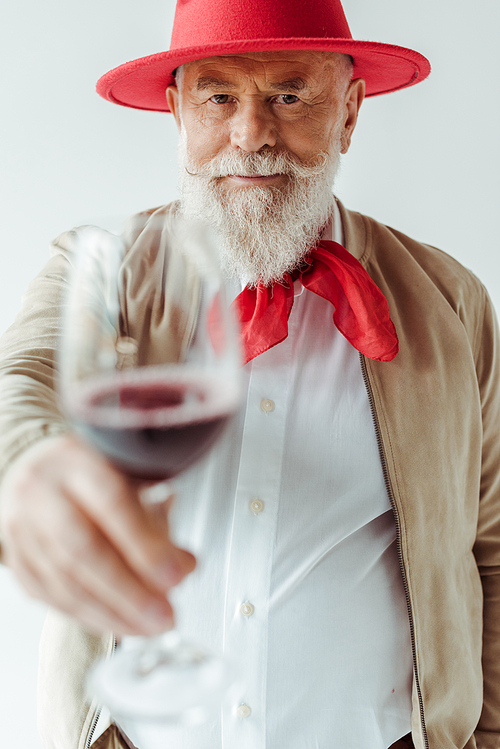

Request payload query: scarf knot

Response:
[231,240,399,366]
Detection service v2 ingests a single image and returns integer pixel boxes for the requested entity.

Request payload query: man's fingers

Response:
[16,480,176,634]
[0,435,197,635]
[44,506,175,633]
[20,552,152,636]
[9,517,174,636]
[61,442,196,592]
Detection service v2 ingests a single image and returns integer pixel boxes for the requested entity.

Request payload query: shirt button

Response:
[260,398,275,413]
[249,499,264,514]
[237,704,252,719]
[240,601,255,617]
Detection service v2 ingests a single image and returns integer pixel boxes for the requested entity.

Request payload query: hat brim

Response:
[96,38,431,112]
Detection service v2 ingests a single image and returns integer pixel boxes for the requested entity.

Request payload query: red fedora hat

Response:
[96,0,431,113]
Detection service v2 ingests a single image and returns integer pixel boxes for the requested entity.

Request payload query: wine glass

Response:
[57,214,241,740]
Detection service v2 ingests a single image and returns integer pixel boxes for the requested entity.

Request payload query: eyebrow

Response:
[195,76,309,92]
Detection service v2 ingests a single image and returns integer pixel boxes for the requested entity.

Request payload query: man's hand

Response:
[0,434,196,636]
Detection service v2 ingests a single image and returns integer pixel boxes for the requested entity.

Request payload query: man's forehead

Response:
[182,50,342,84]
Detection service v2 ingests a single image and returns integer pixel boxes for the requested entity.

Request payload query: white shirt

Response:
[119,202,413,749]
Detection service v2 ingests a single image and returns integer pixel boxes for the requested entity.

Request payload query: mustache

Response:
[184,149,330,181]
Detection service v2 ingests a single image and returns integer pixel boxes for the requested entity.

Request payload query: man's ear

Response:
[166,86,181,131]
[341,78,365,154]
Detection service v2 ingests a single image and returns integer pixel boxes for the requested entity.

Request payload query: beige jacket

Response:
[1,202,500,749]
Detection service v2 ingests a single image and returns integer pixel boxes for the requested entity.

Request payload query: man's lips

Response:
[224,173,283,185]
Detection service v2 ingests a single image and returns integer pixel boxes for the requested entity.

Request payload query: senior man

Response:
[1,0,499,748]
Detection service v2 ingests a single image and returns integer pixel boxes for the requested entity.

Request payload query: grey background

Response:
[1,1,499,745]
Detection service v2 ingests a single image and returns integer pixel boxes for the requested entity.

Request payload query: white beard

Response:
[177,129,342,286]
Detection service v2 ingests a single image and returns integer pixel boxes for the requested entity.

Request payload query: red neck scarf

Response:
[231,240,399,365]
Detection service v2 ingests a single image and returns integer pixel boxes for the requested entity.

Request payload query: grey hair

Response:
[173,65,185,90]
[322,51,354,96]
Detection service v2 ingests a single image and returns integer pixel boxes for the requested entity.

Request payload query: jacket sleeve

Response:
[0,235,79,556]
[473,286,500,746]
[0,240,77,471]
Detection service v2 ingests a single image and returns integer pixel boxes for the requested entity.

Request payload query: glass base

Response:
[87,630,234,724]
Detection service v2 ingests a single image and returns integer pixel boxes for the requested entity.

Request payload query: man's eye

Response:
[277,94,300,104]
[209,94,231,104]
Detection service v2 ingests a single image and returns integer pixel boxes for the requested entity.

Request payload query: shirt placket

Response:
[221,343,292,749]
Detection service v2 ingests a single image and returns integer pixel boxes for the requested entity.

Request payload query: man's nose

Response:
[229,100,277,152]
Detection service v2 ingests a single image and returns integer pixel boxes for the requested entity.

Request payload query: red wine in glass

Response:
[70,368,238,480]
